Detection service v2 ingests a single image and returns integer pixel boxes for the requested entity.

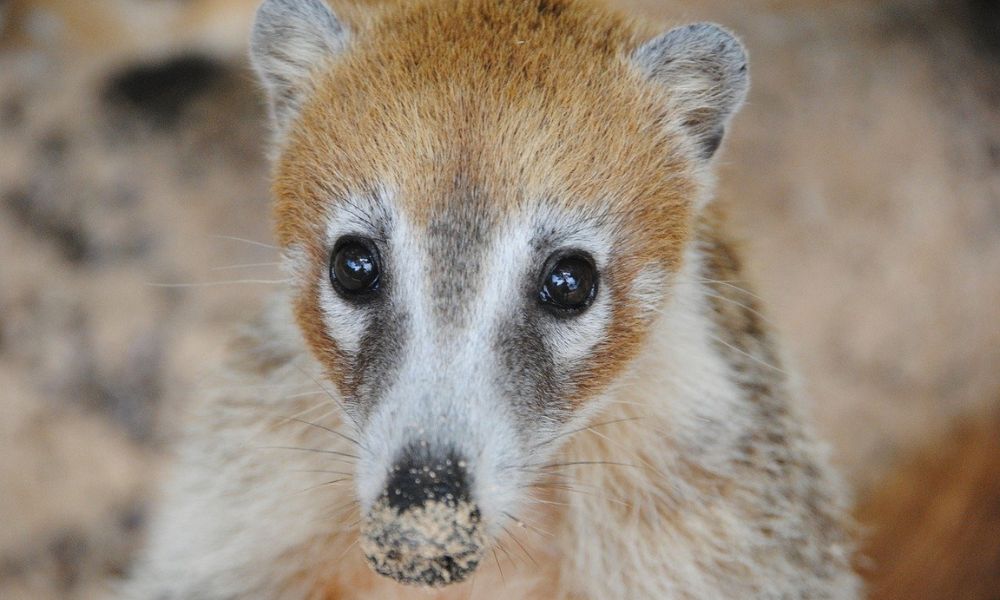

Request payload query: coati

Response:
[126,0,860,597]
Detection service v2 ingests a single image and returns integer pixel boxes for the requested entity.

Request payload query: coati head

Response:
[250,0,747,587]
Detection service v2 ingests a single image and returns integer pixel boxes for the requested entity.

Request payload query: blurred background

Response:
[0,0,997,598]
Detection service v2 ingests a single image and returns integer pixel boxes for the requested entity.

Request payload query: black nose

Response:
[386,448,470,512]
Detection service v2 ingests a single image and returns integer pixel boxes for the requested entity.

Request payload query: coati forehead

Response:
[272,0,696,266]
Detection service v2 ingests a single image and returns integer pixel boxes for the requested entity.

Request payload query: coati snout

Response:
[361,447,486,586]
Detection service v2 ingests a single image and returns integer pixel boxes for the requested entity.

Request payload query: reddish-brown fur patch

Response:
[856,408,1000,600]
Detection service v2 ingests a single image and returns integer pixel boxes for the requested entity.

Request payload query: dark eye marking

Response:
[330,236,381,299]
[537,250,598,316]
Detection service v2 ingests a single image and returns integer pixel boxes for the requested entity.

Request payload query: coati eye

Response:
[330,237,380,298]
[538,251,598,315]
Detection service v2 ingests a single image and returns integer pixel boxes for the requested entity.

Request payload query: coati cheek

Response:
[569,301,647,403]
[493,285,614,421]
[495,319,564,419]
[561,262,670,407]
[293,271,352,389]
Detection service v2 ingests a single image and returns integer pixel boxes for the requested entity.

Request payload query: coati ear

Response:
[250,0,348,133]
[633,23,749,160]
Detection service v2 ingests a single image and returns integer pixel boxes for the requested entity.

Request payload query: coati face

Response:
[250,0,747,587]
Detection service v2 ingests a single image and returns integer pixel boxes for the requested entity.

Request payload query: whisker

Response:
[522,481,632,508]
[520,481,591,498]
[291,364,364,435]
[645,297,786,375]
[242,397,340,446]
[494,540,516,568]
[330,498,361,516]
[265,397,336,428]
[291,469,354,476]
[515,469,584,488]
[315,500,361,527]
[502,511,554,539]
[525,497,571,508]
[209,234,280,251]
[580,426,667,478]
[530,416,643,451]
[258,446,359,460]
[335,537,360,562]
[294,477,351,495]
[520,469,603,489]
[690,277,765,302]
[704,331,787,375]
[145,278,289,288]
[281,390,331,400]
[286,416,361,448]
[492,549,505,586]
[466,572,478,600]
[699,290,776,327]
[533,460,640,471]
[605,399,652,408]
[209,261,283,271]
[501,525,537,566]
[197,382,318,392]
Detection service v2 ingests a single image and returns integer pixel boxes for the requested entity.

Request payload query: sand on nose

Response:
[360,496,488,587]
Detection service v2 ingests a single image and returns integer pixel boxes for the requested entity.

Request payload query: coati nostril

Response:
[385,449,470,512]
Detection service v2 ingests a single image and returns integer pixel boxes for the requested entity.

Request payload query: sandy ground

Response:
[0,0,997,597]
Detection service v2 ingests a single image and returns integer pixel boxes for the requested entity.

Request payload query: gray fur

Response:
[249,0,348,133]
[633,22,749,159]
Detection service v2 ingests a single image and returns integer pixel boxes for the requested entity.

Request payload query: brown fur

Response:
[857,408,1000,600]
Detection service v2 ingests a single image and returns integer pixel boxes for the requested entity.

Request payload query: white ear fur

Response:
[250,0,349,134]
[633,23,749,160]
